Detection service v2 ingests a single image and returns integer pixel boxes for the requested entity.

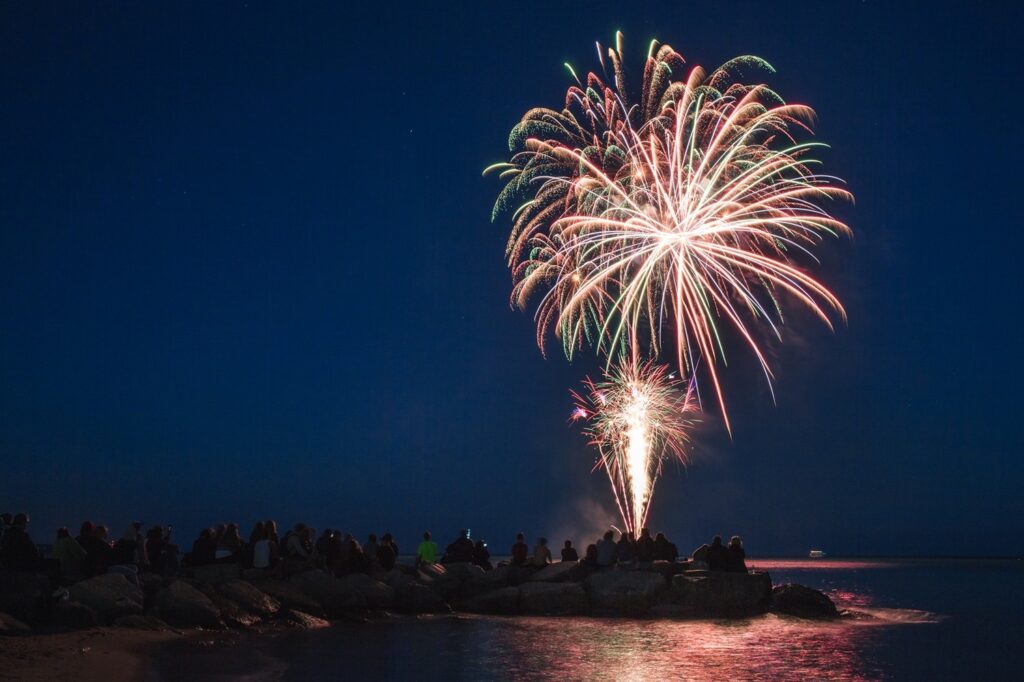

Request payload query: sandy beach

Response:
[0,627,182,681]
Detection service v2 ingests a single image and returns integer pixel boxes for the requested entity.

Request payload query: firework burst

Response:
[571,360,698,534]
[488,34,851,430]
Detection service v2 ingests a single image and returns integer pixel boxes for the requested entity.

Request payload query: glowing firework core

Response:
[624,383,651,531]
[573,361,697,534]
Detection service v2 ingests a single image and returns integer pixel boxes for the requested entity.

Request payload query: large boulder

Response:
[114,614,172,631]
[52,600,98,630]
[289,570,365,618]
[338,574,394,610]
[281,609,331,629]
[393,580,451,614]
[520,582,588,615]
[528,561,580,583]
[586,570,666,616]
[0,570,46,624]
[209,593,262,628]
[649,561,685,579]
[158,580,222,627]
[217,580,280,618]
[188,563,241,584]
[461,565,512,598]
[247,579,326,618]
[771,583,838,619]
[68,573,144,622]
[462,586,521,615]
[419,563,483,600]
[0,611,31,635]
[667,571,772,617]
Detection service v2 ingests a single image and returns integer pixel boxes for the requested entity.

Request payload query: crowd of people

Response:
[0,513,181,588]
[414,526,747,574]
[2,510,749,597]
[184,522,403,578]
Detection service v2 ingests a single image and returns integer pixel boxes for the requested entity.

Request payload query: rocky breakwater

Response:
[0,561,839,635]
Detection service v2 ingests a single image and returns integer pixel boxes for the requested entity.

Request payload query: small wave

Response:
[842,606,945,625]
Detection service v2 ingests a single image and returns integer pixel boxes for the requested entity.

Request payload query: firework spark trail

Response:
[488,35,851,431]
[571,360,698,534]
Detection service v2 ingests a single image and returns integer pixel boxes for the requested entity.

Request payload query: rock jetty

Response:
[0,562,839,633]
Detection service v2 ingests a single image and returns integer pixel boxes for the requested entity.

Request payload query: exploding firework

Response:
[488,34,851,430]
[571,360,698,534]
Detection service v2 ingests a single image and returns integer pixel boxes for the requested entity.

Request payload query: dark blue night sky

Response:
[1,2,1021,556]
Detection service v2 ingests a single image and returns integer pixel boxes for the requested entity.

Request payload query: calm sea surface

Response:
[153,558,1024,681]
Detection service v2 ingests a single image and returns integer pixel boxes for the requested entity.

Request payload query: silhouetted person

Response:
[0,513,12,545]
[635,527,655,562]
[0,513,40,571]
[51,527,87,582]
[416,531,438,567]
[1,514,60,587]
[377,533,397,571]
[616,531,636,564]
[582,543,599,569]
[596,530,618,567]
[707,535,728,571]
[511,533,529,567]
[531,537,552,566]
[216,523,243,562]
[285,523,313,564]
[561,539,578,562]
[444,529,474,564]
[75,521,95,548]
[114,524,142,566]
[472,540,492,570]
[338,538,370,575]
[653,532,678,562]
[190,528,217,566]
[315,529,335,562]
[365,534,379,568]
[146,526,171,575]
[385,533,399,559]
[726,536,747,573]
[80,525,113,576]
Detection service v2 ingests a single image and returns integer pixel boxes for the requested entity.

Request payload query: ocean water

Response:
[153,558,1024,681]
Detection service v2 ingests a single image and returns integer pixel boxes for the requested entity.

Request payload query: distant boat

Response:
[808,550,827,558]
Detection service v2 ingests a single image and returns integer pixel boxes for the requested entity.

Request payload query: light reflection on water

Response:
[154,559,1024,681]
[445,614,881,681]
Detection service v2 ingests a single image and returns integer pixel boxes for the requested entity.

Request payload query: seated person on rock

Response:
[189,528,218,567]
[706,535,729,571]
[215,523,244,562]
[582,543,599,569]
[51,527,87,582]
[653,532,678,562]
[1,513,60,587]
[635,527,655,563]
[596,530,618,567]
[510,532,529,567]
[443,529,475,564]
[377,533,397,571]
[113,523,143,567]
[531,537,552,566]
[561,539,579,562]
[416,531,438,567]
[0,513,41,571]
[616,531,637,565]
[472,540,492,570]
[726,536,747,573]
